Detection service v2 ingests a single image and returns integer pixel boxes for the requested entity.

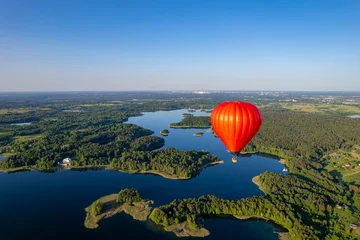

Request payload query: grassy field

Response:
[343,172,360,185]
[324,146,360,181]
[78,103,120,107]
[0,108,51,114]
[281,104,360,114]
[14,134,43,142]
[0,108,31,114]
[164,221,210,237]
[332,208,360,237]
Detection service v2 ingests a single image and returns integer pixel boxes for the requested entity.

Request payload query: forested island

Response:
[85,188,152,229]
[169,116,211,128]
[160,129,169,136]
[193,132,204,137]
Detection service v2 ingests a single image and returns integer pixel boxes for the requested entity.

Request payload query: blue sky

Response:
[1,0,359,91]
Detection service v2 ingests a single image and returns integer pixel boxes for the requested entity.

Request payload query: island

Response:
[193,132,204,137]
[84,188,153,229]
[160,129,169,136]
[169,116,211,129]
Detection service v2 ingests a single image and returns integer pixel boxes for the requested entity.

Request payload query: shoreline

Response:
[252,175,266,193]
[0,164,109,173]
[250,176,291,240]
[0,166,33,173]
[84,193,153,229]
[116,160,225,180]
[0,160,225,178]
[164,221,210,237]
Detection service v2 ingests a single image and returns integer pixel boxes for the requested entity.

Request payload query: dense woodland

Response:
[110,148,220,178]
[1,93,360,239]
[116,188,145,204]
[245,109,360,160]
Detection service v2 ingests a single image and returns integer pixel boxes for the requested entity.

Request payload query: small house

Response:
[59,157,72,167]
[350,223,358,229]
[335,204,342,209]
[344,163,351,167]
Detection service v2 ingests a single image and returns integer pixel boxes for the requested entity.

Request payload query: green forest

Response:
[116,188,145,204]
[110,148,220,178]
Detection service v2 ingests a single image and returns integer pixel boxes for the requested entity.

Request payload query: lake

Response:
[0,109,284,240]
[350,115,360,119]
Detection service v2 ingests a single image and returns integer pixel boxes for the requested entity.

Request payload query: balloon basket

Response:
[232,157,237,163]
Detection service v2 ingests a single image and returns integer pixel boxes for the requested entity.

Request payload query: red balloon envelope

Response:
[211,101,262,155]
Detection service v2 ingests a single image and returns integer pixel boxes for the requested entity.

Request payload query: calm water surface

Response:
[0,110,284,240]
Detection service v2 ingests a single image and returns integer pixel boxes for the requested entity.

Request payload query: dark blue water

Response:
[0,110,284,240]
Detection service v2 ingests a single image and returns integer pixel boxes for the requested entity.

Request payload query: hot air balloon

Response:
[211,101,262,161]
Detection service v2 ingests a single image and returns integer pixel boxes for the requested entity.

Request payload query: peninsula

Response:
[110,148,223,179]
[84,188,153,229]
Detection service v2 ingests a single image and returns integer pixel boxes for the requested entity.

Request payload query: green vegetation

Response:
[193,132,204,137]
[110,148,222,179]
[323,145,360,182]
[91,200,104,216]
[244,110,360,160]
[130,136,165,151]
[169,116,211,128]
[84,189,152,229]
[117,188,144,204]
[149,195,293,237]
[282,103,360,114]
[160,129,169,136]
[1,123,153,169]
